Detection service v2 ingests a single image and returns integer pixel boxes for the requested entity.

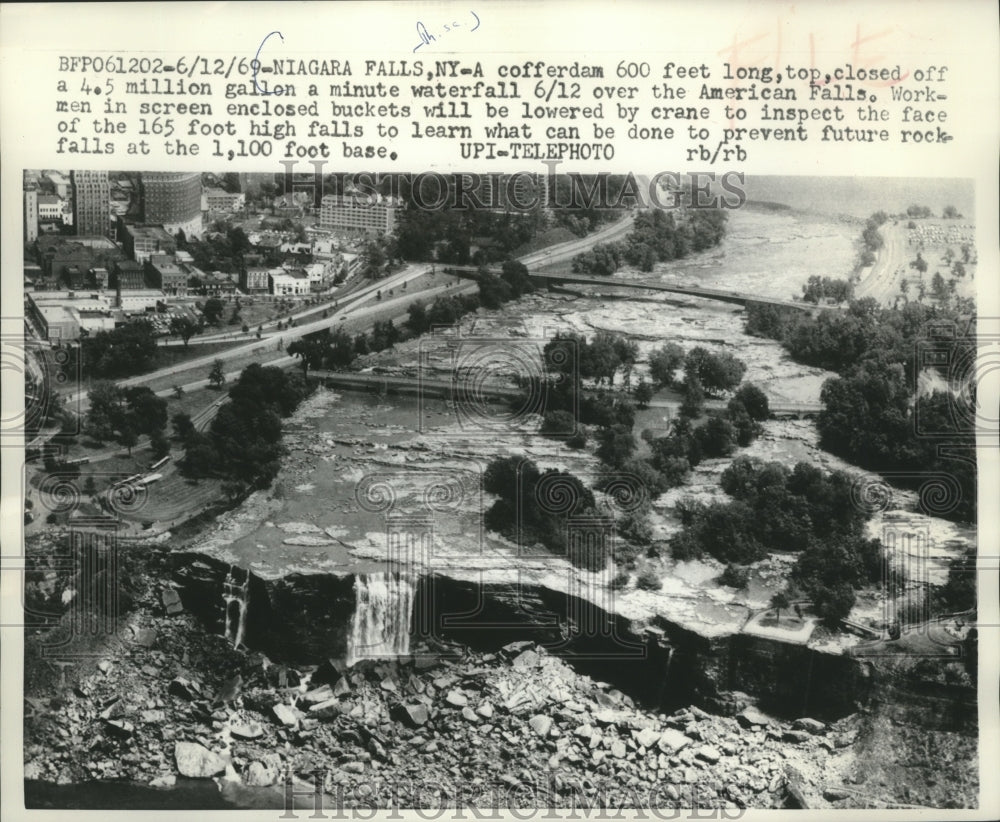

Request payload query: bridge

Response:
[444,266,818,312]
[309,370,822,419]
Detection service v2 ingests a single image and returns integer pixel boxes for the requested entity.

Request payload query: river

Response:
[186,200,975,642]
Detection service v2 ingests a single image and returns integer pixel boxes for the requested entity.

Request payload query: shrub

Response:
[636,569,662,591]
[609,572,630,590]
[719,563,750,589]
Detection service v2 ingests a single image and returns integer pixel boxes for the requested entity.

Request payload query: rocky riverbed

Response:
[25,574,867,811]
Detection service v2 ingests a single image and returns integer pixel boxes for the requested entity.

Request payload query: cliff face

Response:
[169,553,883,721]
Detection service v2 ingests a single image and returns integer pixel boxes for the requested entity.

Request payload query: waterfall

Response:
[347,572,415,667]
[222,566,249,649]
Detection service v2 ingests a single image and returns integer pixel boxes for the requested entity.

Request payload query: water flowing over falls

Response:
[347,572,415,667]
[222,566,249,649]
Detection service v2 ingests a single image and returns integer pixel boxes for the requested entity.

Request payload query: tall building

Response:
[24,186,39,243]
[140,172,203,239]
[71,170,112,237]
[319,193,399,234]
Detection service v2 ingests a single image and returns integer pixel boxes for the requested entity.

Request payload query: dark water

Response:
[25,778,236,809]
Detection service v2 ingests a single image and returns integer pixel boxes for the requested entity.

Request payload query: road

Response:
[854,222,907,305]
[64,218,637,412]
[64,266,441,412]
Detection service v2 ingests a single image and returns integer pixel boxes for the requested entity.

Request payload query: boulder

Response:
[793,717,827,734]
[300,684,334,705]
[736,707,771,728]
[175,741,226,778]
[528,715,552,737]
[633,727,660,749]
[696,745,721,764]
[104,719,134,739]
[782,730,813,744]
[161,588,184,615]
[230,719,264,740]
[445,690,468,707]
[168,677,198,701]
[397,703,430,727]
[244,757,282,787]
[476,702,494,719]
[272,703,300,728]
[512,650,540,669]
[308,698,342,720]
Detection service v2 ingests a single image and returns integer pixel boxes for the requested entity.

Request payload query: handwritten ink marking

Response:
[412,11,480,53]
[253,30,284,95]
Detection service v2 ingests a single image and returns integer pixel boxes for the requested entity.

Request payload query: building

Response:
[269,269,310,296]
[113,260,148,290]
[24,187,39,243]
[90,267,109,289]
[198,273,237,297]
[146,254,189,295]
[203,187,245,212]
[240,267,270,295]
[37,194,65,222]
[141,172,203,239]
[71,170,112,237]
[26,291,116,341]
[44,171,71,199]
[116,289,165,313]
[319,194,400,234]
[121,222,177,264]
[36,235,124,286]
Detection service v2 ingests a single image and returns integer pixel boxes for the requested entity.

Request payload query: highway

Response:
[62,215,638,412]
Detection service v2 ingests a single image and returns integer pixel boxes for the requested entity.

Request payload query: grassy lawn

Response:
[512,226,579,257]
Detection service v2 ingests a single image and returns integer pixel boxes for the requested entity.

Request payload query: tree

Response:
[209,359,226,388]
[170,315,201,347]
[695,416,737,458]
[172,412,196,444]
[287,335,329,376]
[679,378,705,419]
[477,272,512,309]
[931,271,948,301]
[407,301,430,335]
[770,591,790,623]
[910,253,928,274]
[731,383,769,421]
[648,342,685,387]
[202,297,225,325]
[500,260,534,298]
[540,410,576,438]
[811,581,856,627]
[684,347,746,396]
[119,423,138,456]
[86,381,126,441]
[595,424,636,468]
[150,429,171,460]
[633,378,653,409]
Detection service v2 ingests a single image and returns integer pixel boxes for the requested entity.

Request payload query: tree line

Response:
[745,291,976,522]
[172,364,309,495]
[571,208,727,276]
